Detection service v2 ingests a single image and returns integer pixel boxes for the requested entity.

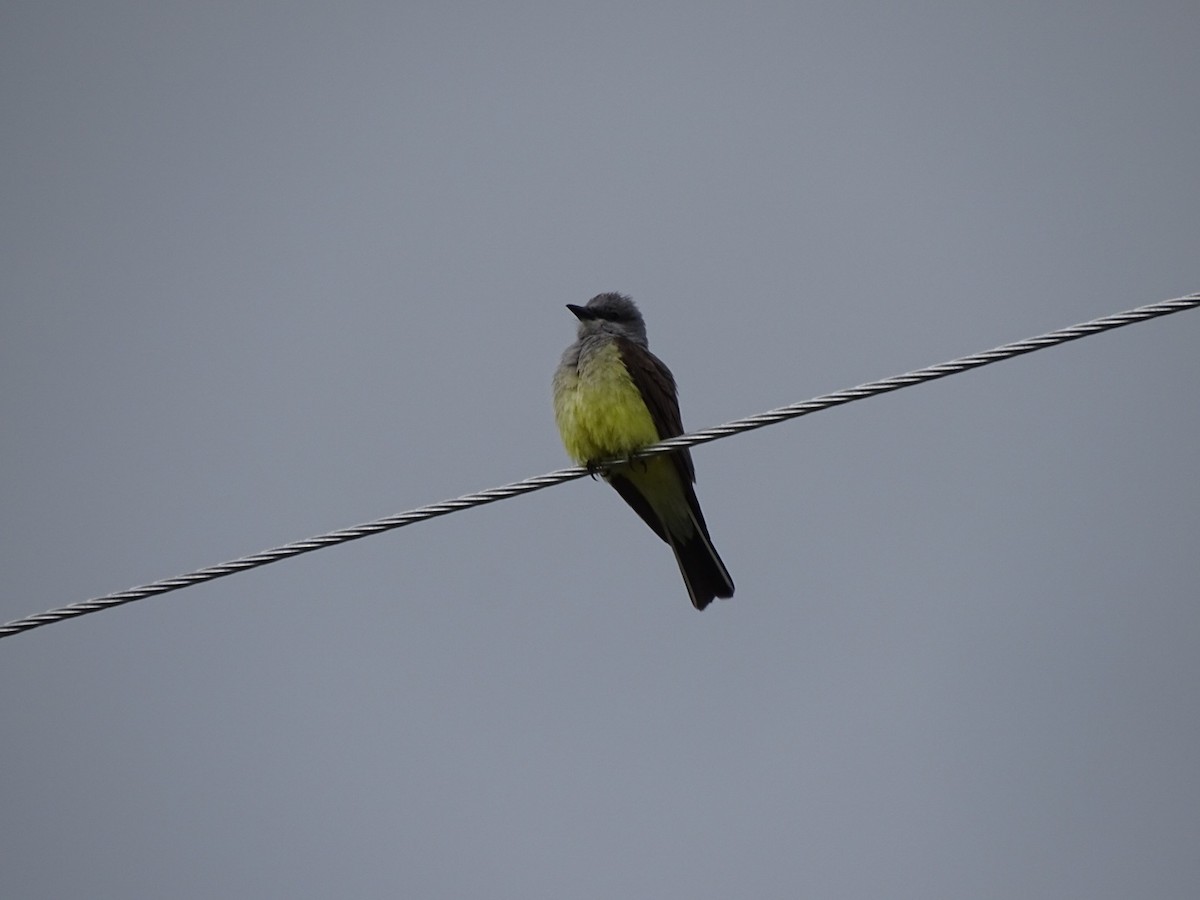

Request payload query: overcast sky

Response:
[3,3,1198,898]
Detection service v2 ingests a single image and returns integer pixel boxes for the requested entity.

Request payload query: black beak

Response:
[566,303,596,321]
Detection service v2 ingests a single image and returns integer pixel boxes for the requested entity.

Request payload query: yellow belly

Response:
[554,342,660,465]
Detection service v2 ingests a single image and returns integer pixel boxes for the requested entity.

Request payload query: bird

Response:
[552,292,734,609]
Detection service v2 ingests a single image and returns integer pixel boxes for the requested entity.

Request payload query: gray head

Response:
[565,292,649,347]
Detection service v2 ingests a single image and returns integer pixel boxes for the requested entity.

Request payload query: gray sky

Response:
[3,3,1198,898]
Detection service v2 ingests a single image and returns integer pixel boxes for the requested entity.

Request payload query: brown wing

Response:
[611,336,716,545]
[614,336,695,484]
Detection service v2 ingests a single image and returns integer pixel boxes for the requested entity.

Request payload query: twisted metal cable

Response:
[2,291,1196,640]
[634,292,1200,459]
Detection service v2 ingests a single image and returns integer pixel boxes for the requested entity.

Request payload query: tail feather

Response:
[607,465,734,610]
[669,525,735,611]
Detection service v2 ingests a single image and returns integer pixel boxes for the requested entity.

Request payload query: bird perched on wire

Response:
[552,292,734,609]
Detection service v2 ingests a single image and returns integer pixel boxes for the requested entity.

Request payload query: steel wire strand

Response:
[2,291,1196,639]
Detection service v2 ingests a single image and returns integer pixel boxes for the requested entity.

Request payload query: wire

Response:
[2,291,1197,640]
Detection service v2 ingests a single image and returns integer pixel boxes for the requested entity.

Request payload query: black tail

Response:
[669,526,735,611]
[608,471,734,610]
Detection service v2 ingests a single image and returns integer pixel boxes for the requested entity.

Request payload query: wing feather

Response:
[614,337,695,486]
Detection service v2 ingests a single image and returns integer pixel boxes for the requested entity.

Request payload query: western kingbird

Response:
[552,293,734,610]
